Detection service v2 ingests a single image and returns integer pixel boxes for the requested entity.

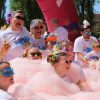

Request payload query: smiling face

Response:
[30,21,44,39]
[0,62,14,91]
[54,55,71,77]
[10,12,24,31]
[82,28,91,41]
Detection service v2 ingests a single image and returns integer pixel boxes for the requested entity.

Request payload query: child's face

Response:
[55,56,71,72]
[28,48,42,60]
[93,46,100,52]
[47,41,57,50]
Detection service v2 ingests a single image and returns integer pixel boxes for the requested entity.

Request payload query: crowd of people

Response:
[0,10,100,100]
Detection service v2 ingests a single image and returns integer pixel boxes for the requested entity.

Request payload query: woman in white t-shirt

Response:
[0,61,14,100]
[0,10,33,61]
[47,52,92,91]
[30,19,46,50]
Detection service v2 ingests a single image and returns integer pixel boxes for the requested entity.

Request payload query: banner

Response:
[37,0,79,32]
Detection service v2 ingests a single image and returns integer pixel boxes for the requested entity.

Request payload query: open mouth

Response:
[16,23,22,27]
[37,31,41,34]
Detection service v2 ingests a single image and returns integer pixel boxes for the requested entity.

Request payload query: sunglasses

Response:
[34,26,43,30]
[48,41,57,45]
[0,67,14,77]
[84,31,91,35]
[30,52,41,57]
[59,60,72,64]
[66,60,72,64]
[15,16,24,20]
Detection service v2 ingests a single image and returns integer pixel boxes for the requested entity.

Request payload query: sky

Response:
[5,0,10,17]
[5,0,100,17]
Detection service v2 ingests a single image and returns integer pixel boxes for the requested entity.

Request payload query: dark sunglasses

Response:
[84,31,91,35]
[66,60,72,64]
[15,16,24,20]
[30,52,41,57]
[0,67,14,77]
[34,26,43,30]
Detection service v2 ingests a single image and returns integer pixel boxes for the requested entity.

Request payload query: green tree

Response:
[74,0,95,26]
[10,0,22,10]
[10,0,43,30]
[0,0,6,27]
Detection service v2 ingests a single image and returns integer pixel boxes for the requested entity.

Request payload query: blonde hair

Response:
[92,42,100,48]
[0,61,10,70]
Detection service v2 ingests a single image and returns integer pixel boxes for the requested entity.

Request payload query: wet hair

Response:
[30,19,43,28]
[50,18,59,25]
[47,52,67,65]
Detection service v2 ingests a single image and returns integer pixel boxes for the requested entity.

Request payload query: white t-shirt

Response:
[85,50,100,60]
[73,36,97,64]
[0,26,33,61]
[0,89,13,100]
[32,36,46,50]
[51,27,68,42]
[64,62,86,83]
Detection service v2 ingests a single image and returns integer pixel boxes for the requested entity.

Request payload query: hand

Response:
[0,42,11,59]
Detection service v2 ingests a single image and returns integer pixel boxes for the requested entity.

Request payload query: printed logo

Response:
[83,46,92,53]
[15,36,31,48]
[56,0,63,7]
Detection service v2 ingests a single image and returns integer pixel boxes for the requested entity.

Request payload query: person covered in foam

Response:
[23,47,42,60]
[0,61,14,99]
[47,52,92,91]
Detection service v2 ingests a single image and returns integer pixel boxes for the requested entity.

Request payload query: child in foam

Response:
[47,52,92,91]
[23,47,42,60]
[85,42,100,70]
[0,61,14,99]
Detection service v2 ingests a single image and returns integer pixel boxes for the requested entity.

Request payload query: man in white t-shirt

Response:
[73,21,97,66]
[50,18,68,42]
[0,10,33,61]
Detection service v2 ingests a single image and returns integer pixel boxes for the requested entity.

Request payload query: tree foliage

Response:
[10,0,95,29]
[0,0,6,27]
[74,0,95,26]
[10,0,43,30]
